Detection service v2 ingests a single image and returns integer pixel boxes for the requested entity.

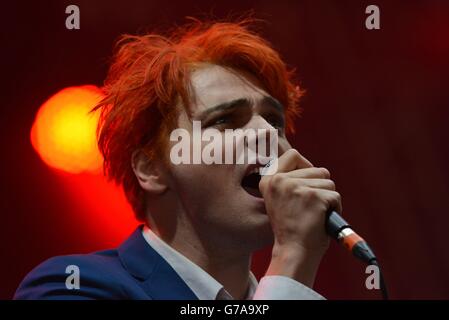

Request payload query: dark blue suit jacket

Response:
[14,226,199,300]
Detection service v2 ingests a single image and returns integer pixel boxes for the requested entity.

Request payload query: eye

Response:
[213,117,229,125]
[207,115,231,127]
[266,116,285,130]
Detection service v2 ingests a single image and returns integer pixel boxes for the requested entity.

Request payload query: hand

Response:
[259,149,342,287]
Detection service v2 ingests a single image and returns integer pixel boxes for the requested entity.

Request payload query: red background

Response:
[1,0,449,299]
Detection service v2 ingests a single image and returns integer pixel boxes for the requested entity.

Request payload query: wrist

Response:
[266,243,325,288]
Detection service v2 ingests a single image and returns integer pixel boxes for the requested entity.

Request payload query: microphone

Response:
[326,211,377,264]
[326,211,389,300]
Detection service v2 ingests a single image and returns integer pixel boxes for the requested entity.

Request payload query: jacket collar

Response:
[118,225,198,300]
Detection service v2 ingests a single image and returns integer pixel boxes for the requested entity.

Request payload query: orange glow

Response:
[31,85,104,174]
[59,171,138,246]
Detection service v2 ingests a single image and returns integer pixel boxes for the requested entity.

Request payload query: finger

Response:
[319,189,343,214]
[263,149,313,175]
[294,178,336,191]
[281,167,331,179]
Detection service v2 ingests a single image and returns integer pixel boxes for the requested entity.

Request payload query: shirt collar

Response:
[142,226,258,300]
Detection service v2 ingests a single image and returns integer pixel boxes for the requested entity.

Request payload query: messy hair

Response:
[92,18,302,220]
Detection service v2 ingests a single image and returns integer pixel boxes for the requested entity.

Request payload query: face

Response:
[164,64,292,251]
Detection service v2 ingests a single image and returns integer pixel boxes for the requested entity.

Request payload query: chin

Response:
[234,215,274,250]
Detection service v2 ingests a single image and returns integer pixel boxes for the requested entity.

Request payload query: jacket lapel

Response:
[118,225,198,300]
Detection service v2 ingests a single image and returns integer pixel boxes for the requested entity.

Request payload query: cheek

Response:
[169,164,239,216]
[170,163,228,191]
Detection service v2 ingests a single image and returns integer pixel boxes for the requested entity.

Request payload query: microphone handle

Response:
[326,211,377,264]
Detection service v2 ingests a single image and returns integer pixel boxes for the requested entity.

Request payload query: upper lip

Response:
[241,163,264,182]
[240,155,274,183]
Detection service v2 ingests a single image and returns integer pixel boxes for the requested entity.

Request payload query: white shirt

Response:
[142,226,325,300]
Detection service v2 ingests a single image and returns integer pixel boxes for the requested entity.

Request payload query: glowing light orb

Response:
[31,85,104,174]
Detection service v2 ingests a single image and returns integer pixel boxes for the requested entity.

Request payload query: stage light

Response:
[30,85,103,174]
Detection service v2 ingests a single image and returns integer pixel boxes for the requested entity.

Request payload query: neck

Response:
[148,218,253,299]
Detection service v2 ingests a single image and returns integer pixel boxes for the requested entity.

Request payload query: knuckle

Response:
[332,191,342,203]
[270,173,285,186]
[320,167,331,178]
[302,187,319,200]
[284,180,297,193]
[286,148,301,159]
[267,173,286,193]
[292,185,306,197]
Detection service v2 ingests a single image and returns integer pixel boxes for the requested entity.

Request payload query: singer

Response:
[15,18,342,300]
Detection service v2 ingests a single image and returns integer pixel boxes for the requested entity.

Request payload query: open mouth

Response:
[241,167,263,198]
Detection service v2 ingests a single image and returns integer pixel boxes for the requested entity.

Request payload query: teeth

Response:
[247,166,261,176]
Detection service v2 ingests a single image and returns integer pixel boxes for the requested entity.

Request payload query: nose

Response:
[245,114,275,131]
[245,115,292,157]
[241,115,280,161]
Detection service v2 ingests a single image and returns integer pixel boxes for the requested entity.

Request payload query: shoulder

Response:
[14,250,128,300]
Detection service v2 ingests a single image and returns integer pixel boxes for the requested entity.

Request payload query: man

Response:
[15,19,341,300]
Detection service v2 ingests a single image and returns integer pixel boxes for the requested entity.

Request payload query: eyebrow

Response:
[194,96,284,120]
[261,96,284,113]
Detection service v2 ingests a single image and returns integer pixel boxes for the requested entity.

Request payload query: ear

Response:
[131,150,168,195]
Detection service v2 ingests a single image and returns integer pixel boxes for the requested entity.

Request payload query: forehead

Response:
[188,64,268,113]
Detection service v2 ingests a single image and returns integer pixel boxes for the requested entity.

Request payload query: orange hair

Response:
[93,18,302,220]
